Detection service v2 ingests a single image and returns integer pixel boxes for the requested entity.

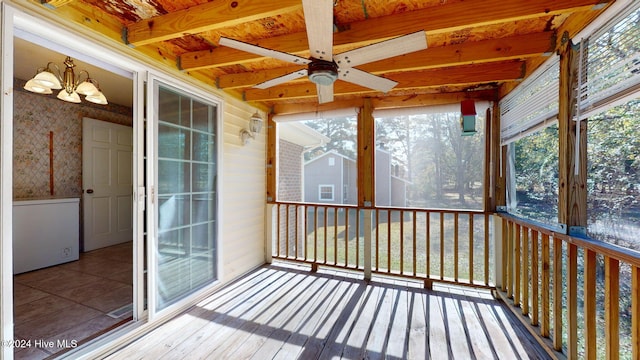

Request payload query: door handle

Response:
[86,189,94,194]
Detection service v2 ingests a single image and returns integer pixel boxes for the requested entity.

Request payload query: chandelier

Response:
[23,56,108,105]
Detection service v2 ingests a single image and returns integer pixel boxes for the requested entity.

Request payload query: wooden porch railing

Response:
[496,213,640,360]
[267,202,494,289]
[267,203,640,359]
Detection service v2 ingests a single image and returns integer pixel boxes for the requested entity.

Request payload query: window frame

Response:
[318,184,335,201]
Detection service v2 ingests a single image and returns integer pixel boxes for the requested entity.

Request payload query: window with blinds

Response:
[499,56,559,145]
[584,1,640,257]
[576,2,640,120]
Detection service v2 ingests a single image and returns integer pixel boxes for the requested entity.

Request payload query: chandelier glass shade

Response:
[23,56,108,105]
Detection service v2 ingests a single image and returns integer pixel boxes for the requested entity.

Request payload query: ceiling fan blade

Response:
[254,69,308,89]
[334,31,427,68]
[219,37,310,65]
[302,0,334,61]
[339,68,398,93]
[316,83,334,104]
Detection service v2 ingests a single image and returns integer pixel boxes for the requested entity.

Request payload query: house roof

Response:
[30,0,611,113]
[278,122,330,148]
[305,150,356,167]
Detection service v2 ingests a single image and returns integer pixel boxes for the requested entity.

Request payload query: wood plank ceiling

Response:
[37,0,610,114]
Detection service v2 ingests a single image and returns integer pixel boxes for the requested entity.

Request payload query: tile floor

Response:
[13,242,133,359]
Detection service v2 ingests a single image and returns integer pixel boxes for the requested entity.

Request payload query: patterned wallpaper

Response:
[13,78,133,199]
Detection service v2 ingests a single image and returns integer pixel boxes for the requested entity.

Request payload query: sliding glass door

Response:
[148,76,220,313]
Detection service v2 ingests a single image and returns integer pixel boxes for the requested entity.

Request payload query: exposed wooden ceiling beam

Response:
[271,90,498,115]
[217,31,555,89]
[180,0,605,71]
[244,61,524,102]
[371,90,499,110]
[125,1,302,47]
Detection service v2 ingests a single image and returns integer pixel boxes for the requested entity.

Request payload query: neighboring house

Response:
[304,148,408,207]
[304,151,358,205]
[375,149,410,207]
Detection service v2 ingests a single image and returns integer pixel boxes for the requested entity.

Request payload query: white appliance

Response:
[13,198,80,274]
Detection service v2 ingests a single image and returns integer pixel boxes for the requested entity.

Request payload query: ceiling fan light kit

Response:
[219,0,427,104]
[308,60,339,86]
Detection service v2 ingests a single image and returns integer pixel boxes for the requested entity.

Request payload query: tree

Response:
[303,116,357,160]
[377,111,486,209]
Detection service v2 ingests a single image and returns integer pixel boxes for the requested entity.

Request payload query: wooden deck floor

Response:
[105,263,550,360]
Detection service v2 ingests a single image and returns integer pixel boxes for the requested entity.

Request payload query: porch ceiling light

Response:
[240,112,264,145]
[24,56,108,105]
[460,99,477,136]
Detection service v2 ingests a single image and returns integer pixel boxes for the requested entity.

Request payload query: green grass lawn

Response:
[276,209,495,285]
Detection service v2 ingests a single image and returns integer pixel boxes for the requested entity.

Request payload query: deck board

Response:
[105,263,551,360]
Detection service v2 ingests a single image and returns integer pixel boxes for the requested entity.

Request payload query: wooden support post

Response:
[483,105,495,212]
[557,32,587,233]
[358,98,375,208]
[556,33,586,358]
[358,99,375,280]
[266,113,276,203]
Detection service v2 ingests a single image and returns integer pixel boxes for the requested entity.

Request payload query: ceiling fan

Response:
[219,0,428,104]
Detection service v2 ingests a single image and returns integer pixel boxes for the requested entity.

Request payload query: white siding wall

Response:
[220,95,266,282]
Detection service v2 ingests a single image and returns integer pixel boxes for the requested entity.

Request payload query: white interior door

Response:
[83,117,133,252]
